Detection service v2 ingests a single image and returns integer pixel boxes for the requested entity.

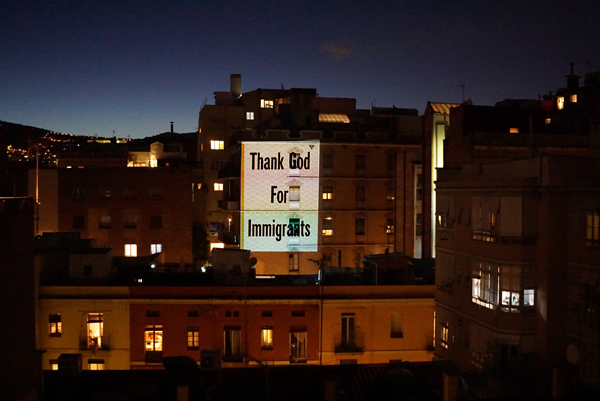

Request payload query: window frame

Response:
[125,244,137,257]
[261,326,274,350]
[187,326,199,350]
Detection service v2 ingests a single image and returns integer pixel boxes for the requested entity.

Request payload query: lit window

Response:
[290,329,307,363]
[214,183,223,191]
[322,218,333,236]
[188,326,199,349]
[125,244,137,257]
[524,289,535,306]
[586,212,600,248]
[50,360,59,370]
[87,313,104,350]
[260,99,274,108]
[289,253,299,271]
[545,118,551,125]
[88,359,105,370]
[471,261,500,309]
[99,215,111,229]
[151,244,162,254]
[386,218,394,234]
[224,326,241,359]
[440,324,449,349]
[210,140,224,150]
[145,325,163,351]
[322,186,333,200]
[509,128,519,134]
[261,327,273,350]
[246,112,254,120]
[557,96,565,110]
[318,114,350,123]
[570,94,577,103]
[49,314,61,336]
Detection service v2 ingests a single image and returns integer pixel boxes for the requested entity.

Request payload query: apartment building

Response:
[199,75,425,275]
[32,167,195,263]
[434,67,600,397]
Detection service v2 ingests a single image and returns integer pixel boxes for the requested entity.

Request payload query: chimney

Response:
[230,74,242,98]
[170,121,174,133]
[566,62,581,89]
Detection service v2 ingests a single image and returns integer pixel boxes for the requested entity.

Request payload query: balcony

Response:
[218,200,240,210]
[334,333,364,354]
[145,351,163,363]
[222,353,244,363]
[218,231,239,246]
[79,335,110,351]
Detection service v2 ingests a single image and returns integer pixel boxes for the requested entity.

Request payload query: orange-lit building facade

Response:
[198,75,426,274]
[32,167,195,263]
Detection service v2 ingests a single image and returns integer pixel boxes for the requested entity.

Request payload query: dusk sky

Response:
[1,0,599,139]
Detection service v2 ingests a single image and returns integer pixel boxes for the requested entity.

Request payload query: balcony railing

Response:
[217,200,240,210]
[334,333,364,353]
[145,350,163,363]
[79,335,110,351]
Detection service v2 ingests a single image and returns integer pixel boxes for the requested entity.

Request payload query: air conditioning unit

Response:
[200,349,222,371]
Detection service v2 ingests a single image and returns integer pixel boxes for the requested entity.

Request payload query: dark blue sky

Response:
[1,0,599,138]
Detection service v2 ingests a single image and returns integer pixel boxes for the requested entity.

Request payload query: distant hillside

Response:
[0,120,50,148]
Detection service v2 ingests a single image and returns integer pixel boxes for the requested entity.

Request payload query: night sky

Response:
[1,0,599,139]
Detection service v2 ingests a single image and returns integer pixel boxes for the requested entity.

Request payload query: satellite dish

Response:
[249,257,258,266]
[566,343,579,365]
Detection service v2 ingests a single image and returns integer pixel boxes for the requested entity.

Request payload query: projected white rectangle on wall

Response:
[240,141,320,252]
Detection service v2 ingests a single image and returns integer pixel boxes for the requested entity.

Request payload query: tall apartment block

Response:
[434,67,600,397]
[198,75,427,274]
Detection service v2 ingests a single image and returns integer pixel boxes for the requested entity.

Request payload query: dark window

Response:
[233,311,239,317]
[99,187,112,199]
[150,187,162,199]
[323,154,334,169]
[188,311,198,317]
[289,218,300,237]
[225,311,231,317]
[146,311,160,318]
[72,188,85,200]
[387,155,395,170]
[84,265,92,277]
[355,154,366,169]
[150,216,162,229]
[262,311,273,317]
[224,326,242,360]
[355,186,366,201]
[292,311,305,317]
[125,215,137,229]
[73,215,85,229]
[355,218,366,235]
[124,187,137,199]
[322,253,332,266]
[99,216,111,229]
